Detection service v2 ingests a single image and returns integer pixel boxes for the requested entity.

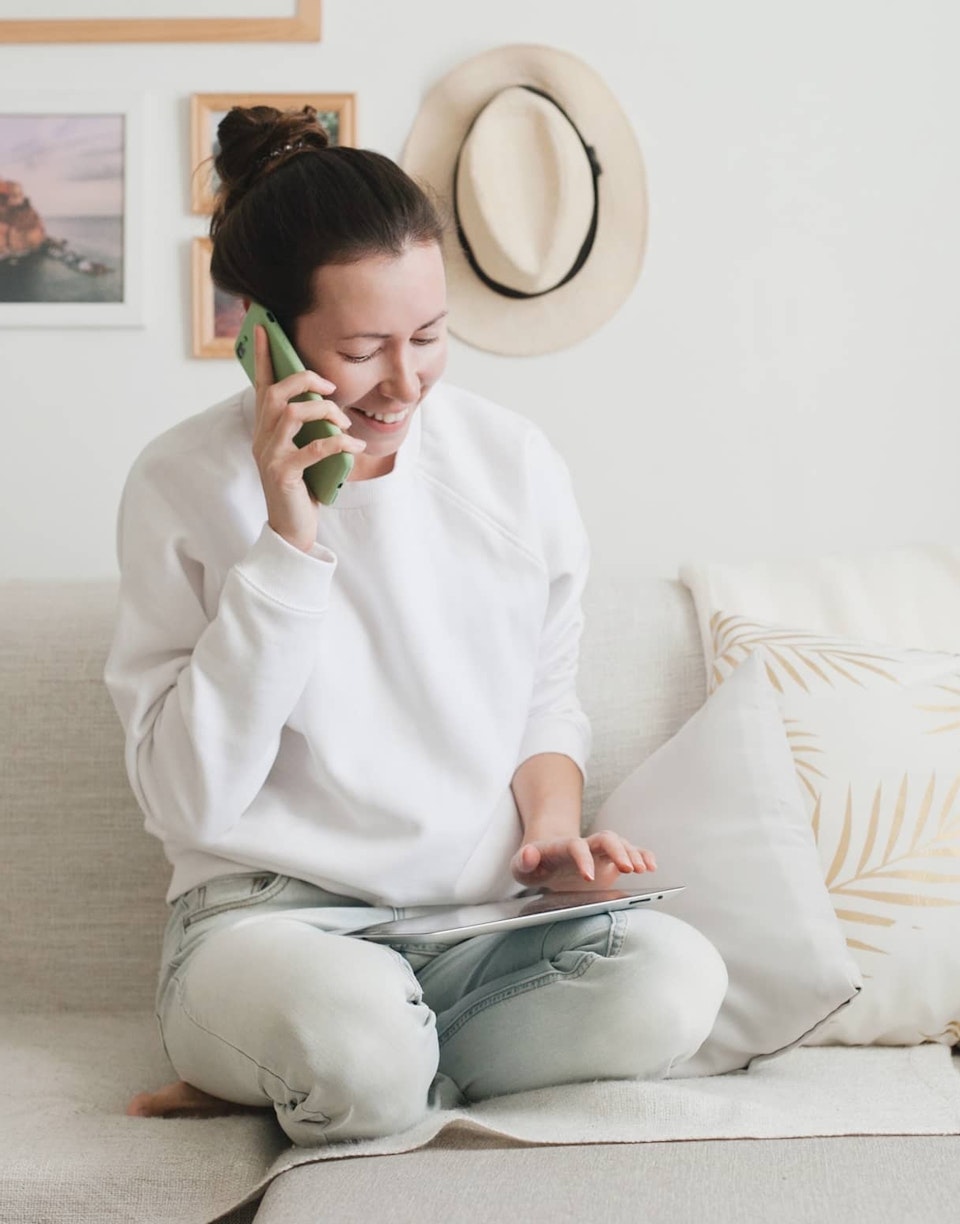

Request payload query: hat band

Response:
[452,86,603,301]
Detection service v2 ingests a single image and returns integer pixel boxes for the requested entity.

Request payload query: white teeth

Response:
[355,407,410,424]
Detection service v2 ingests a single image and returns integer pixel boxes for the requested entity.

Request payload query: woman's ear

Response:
[241,296,251,311]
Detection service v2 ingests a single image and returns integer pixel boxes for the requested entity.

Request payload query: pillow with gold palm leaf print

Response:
[710,613,960,1048]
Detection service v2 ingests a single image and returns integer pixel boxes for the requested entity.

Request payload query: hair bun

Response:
[210,105,330,233]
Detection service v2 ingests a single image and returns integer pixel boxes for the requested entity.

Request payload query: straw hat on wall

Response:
[401,43,648,356]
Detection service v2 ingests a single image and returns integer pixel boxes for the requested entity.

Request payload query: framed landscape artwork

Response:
[0,1,321,43]
[0,91,145,327]
[190,91,356,214]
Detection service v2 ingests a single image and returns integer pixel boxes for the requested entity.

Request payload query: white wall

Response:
[1,0,958,581]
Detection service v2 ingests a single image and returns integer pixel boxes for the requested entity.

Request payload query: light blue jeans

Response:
[156,872,728,1147]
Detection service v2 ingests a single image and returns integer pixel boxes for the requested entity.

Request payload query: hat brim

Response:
[401,43,648,357]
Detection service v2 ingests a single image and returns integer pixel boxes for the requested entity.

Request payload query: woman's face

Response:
[293,241,448,477]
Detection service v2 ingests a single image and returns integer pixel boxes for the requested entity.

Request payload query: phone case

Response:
[234,302,354,505]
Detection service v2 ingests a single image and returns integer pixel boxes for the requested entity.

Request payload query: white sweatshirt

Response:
[104,382,592,906]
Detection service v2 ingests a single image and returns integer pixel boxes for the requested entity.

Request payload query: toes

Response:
[126,1081,205,1118]
[125,1081,270,1120]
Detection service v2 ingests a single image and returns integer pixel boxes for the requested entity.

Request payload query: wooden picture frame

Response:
[190,91,356,214]
[0,91,145,328]
[0,1,320,44]
[191,235,245,358]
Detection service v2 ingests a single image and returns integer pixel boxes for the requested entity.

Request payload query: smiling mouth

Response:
[350,406,412,426]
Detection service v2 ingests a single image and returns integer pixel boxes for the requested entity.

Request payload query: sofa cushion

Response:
[0,1012,283,1224]
[252,1119,960,1224]
[0,582,169,1013]
[589,650,862,1076]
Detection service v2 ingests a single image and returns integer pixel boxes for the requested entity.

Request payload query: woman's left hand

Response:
[510,831,656,892]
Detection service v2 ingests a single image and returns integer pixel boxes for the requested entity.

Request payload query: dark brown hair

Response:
[209,105,444,334]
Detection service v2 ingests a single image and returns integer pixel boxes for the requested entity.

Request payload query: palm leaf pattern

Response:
[916,683,960,736]
[818,772,960,957]
[784,718,827,801]
[709,613,901,694]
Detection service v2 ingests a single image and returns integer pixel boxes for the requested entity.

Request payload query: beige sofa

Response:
[2,569,959,1224]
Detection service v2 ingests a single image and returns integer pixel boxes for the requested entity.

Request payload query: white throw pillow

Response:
[709,613,960,1047]
[589,651,862,1077]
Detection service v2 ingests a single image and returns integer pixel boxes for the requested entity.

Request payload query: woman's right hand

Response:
[251,324,366,552]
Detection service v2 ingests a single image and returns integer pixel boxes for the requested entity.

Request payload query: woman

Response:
[106,105,727,1146]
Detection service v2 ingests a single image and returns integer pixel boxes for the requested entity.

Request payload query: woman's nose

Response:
[380,350,420,403]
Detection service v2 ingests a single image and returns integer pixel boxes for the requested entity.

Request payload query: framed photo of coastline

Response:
[192,235,245,358]
[190,91,356,215]
[0,91,145,327]
[0,1,321,44]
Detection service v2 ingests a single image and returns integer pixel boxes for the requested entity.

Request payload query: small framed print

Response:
[0,91,145,327]
[190,91,356,215]
[192,235,245,358]
[0,1,321,44]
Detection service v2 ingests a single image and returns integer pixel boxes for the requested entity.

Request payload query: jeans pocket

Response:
[181,871,290,928]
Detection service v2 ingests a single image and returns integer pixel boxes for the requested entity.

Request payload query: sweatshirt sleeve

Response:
[103,455,335,847]
[514,429,593,784]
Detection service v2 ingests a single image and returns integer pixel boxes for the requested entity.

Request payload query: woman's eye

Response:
[340,336,437,362]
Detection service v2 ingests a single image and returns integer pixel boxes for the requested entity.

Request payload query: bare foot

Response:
[126,1079,268,1119]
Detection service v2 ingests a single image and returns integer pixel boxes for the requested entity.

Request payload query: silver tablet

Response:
[358,883,685,945]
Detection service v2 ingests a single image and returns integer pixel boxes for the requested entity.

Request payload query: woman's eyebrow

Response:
[339,310,449,341]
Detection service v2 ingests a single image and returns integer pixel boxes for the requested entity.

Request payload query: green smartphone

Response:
[234,301,354,505]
